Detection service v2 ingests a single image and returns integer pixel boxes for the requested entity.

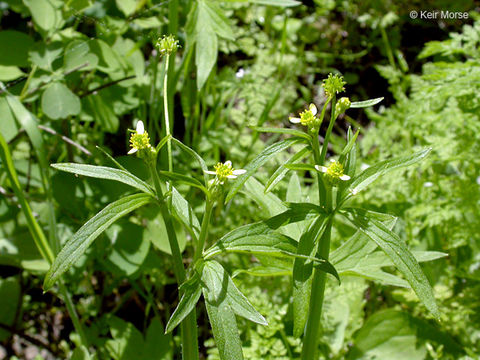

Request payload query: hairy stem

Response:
[163,54,173,173]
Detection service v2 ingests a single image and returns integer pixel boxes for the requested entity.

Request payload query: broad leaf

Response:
[342,208,440,319]
[226,137,300,202]
[44,193,152,290]
[41,82,81,120]
[51,163,154,196]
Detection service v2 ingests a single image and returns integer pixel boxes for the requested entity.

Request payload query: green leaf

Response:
[83,93,119,133]
[0,277,20,341]
[171,137,209,184]
[0,97,19,142]
[284,163,317,172]
[144,318,172,360]
[24,0,61,34]
[347,310,463,360]
[0,30,34,66]
[292,215,329,338]
[106,316,145,360]
[41,82,81,120]
[226,137,300,202]
[165,274,202,334]
[44,193,152,290]
[252,126,311,140]
[0,65,24,81]
[195,23,217,89]
[350,97,384,108]
[116,0,137,16]
[342,208,440,319]
[251,0,301,6]
[64,40,98,72]
[264,146,311,193]
[232,266,291,278]
[203,0,235,40]
[204,301,244,360]
[348,148,431,197]
[201,260,267,325]
[29,42,63,71]
[51,163,154,196]
[158,171,208,194]
[170,186,201,242]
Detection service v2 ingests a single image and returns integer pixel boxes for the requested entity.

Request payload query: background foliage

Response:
[0,0,479,359]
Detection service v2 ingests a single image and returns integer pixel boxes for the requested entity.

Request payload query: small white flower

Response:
[315,160,350,183]
[128,120,150,155]
[349,188,359,196]
[236,68,245,79]
[423,182,434,188]
[205,160,246,184]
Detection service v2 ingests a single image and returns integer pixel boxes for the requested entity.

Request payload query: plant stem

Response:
[194,200,213,262]
[301,218,333,360]
[149,162,199,360]
[320,95,336,164]
[163,54,173,173]
[59,282,89,347]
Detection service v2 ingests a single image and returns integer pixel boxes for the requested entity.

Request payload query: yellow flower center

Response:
[300,109,316,127]
[214,162,234,182]
[130,132,151,151]
[326,161,345,179]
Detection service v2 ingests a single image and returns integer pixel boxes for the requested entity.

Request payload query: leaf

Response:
[0,277,20,341]
[29,42,63,71]
[252,126,311,140]
[264,146,311,193]
[250,0,301,6]
[201,260,267,325]
[106,316,145,360]
[64,40,98,72]
[348,148,431,197]
[232,266,291,278]
[342,208,440,319]
[24,0,61,34]
[0,31,34,66]
[171,138,209,184]
[144,318,172,360]
[350,97,384,108]
[292,215,329,338]
[204,301,244,360]
[116,0,138,16]
[165,274,202,334]
[51,163,154,196]
[284,163,317,172]
[170,186,201,242]
[195,22,217,89]
[83,93,119,133]
[41,82,81,119]
[158,171,208,194]
[0,65,24,81]
[347,310,463,360]
[0,97,19,142]
[226,137,300,202]
[43,193,152,290]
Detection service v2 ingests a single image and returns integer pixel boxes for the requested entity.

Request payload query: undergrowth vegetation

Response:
[0,1,478,359]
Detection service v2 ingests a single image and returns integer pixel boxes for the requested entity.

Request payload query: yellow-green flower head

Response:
[128,121,152,155]
[289,104,320,130]
[315,159,350,184]
[335,97,351,114]
[156,35,180,56]
[322,73,346,99]
[205,161,246,184]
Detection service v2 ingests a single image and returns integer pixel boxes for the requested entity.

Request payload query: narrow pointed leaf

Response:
[251,126,311,140]
[226,138,300,202]
[165,275,202,334]
[44,193,152,290]
[158,171,208,194]
[170,186,201,241]
[342,208,440,319]
[172,137,209,184]
[348,148,431,196]
[350,97,384,108]
[51,163,155,195]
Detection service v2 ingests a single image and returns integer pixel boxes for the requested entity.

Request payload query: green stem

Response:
[320,95,336,164]
[380,25,396,69]
[163,54,173,173]
[148,162,199,360]
[19,65,37,102]
[59,282,89,347]
[301,217,333,360]
[194,200,213,263]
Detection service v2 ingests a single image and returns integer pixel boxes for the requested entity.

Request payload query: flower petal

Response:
[289,117,301,124]
[340,174,351,181]
[136,120,145,134]
[128,148,138,154]
[204,170,217,175]
[227,175,237,179]
[315,165,328,173]
[225,160,232,167]
[232,169,247,175]
[309,103,317,116]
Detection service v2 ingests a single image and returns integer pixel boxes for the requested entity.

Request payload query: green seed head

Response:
[323,73,346,99]
[156,35,180,56]
[335,97,351,114]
